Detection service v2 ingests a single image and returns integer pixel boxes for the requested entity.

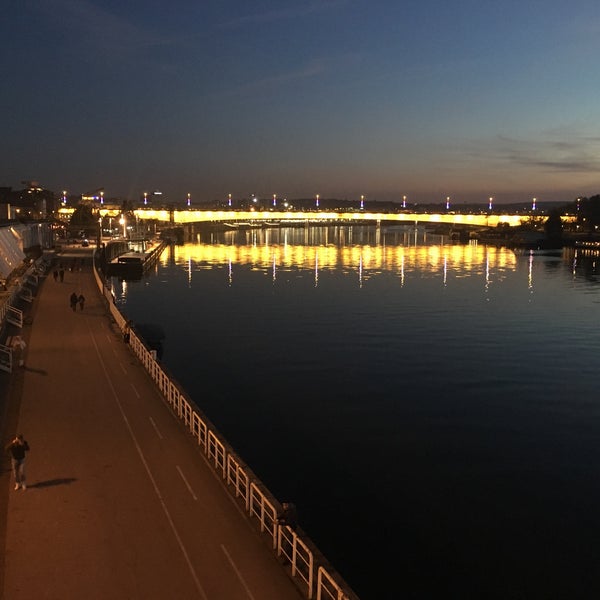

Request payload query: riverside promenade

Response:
[0,248,303,600]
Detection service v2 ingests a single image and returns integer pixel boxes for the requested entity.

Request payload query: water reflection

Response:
[160,226,518,285]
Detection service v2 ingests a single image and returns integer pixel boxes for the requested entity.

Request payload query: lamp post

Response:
[143,192,148,206]
[360,195,364,210]
[532,197,537,211]
[316,194,319,209]
[402,195,407,209]
[273,194,277,208]
[446,196,450,211]
[120,216,126,238]
[488,196,493,211]
[228,193,232,208]
[100,191,104,205]
[187,193,191,208]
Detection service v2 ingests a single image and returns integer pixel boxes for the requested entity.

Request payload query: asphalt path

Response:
[0,248,303,600]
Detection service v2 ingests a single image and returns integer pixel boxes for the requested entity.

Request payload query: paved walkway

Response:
[0,249,303,600]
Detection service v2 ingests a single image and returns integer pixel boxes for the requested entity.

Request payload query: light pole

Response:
[402,195,407,209]
[187,193,191,208]
[360,195,364,210]
[488,196,493,211]
[228,193,232,208]
[316,194,319,209]
[446,196,450,211]
[532,197,537,211]
[120,216,126,238]
[273,194,277,208]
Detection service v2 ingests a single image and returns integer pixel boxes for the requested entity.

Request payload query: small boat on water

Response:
[107,239,167,279]
[510,229,563,257]
[108,252,145,278]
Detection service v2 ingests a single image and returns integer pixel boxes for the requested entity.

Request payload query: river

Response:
[111,225,600,599]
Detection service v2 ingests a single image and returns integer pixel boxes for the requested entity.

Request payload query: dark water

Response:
[112,226,600,600]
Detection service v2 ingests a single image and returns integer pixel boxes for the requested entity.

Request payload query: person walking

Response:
[5,434,30,490]
[59,268,65,282]
[11,335,26,368]
[70,291,78,311]
[78,294,85,311]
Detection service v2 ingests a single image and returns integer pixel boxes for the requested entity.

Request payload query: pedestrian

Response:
[70,291,78,311]
[53,269,58,281]
[78,294,85,311]
[11,335,27,368]
[123,319,133,343]
[5,434,30,490]
[59,268,64,282]
[277,502,298,531]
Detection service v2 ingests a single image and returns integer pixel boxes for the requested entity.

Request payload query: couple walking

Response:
[69,292,85,311]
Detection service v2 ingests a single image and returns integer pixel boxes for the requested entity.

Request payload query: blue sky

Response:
[2,0,600,204]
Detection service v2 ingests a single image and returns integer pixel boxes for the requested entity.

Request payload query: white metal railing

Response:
[0,343,12,373]
[92,253,359,600]
[0,254,49,331]
[317,567,352,600]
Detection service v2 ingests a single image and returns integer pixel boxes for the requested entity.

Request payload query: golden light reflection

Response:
[161,240,517,283]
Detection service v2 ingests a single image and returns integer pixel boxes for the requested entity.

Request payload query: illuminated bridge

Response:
[60,207,563,229]
[125,208,530,228]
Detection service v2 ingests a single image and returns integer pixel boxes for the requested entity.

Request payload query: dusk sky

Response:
[2,1,600,204]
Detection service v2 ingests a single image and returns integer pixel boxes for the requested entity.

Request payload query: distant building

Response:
[3,183,57,219]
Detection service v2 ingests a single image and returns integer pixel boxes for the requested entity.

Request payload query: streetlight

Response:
[532,197,537,211]
[120,215,126,238]
[143,192,148,206]
[187,193,191,207]
[402,195,407,209]
[316,194,319,209]
[228,193,232,208]
[446,196,450,210]
[273,194,277,208]
[360,195,364,210]
[488,196,493,211]
[100,191,104,205]
[62,190,67,206]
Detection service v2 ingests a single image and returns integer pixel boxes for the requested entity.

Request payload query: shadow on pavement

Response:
[22,366,48,375]
[29,478,77,488]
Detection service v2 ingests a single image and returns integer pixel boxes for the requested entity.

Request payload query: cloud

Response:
[469,133,600,174]
[219,0,348,29]
[33,0,173,59]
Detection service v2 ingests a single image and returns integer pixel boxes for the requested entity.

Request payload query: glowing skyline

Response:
[1,1,599,204]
